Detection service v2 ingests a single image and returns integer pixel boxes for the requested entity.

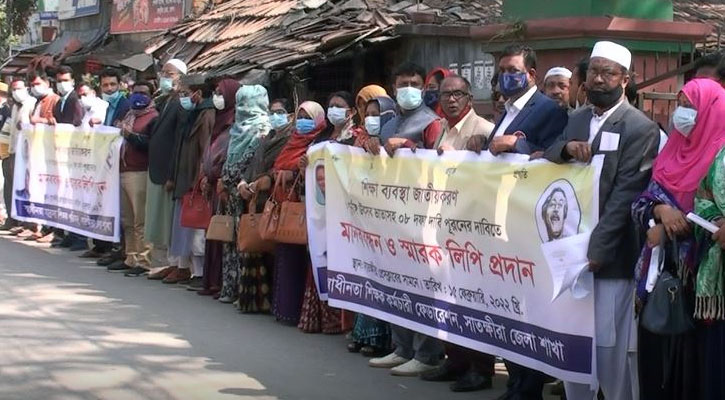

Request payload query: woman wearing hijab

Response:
[236,98,295,313]
[632,78,725,400]
[347,95,397,355]
[198,78,240,297]
[355,85,388,126]
[424,67,454,117]
[262,101,327,325]
[218,85,272,304]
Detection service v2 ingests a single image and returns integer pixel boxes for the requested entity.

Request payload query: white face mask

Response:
[364,116,381,135]
[31,85,49,98]
[396,86,423,110]
[212,94,225,110]
[327,106,349,126]
[57,81,74,96]
[672,106,697,137]
[12,88,30,103]
[80,95,94,110]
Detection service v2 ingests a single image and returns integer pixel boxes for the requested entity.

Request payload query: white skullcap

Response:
[544,67,572,81]
[165,58,188,75]
[590,41,631,70]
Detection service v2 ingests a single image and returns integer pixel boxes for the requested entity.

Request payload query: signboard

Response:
[111,0,185,34]
[58,0,100,20]
[13,124,122,242]
[307,143,603,386]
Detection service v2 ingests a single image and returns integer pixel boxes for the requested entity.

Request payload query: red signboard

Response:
[111,0,184,34]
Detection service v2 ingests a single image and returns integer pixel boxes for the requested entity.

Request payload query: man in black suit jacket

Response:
[52,65,83,127]
[468,45,567,157]
[545,41,659,400]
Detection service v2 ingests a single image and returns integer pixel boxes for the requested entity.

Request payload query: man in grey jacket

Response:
[544,41,659,400]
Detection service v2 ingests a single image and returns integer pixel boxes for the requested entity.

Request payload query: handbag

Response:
[180,184,212,229]
[206,214,235,242]
[641,236,695,335]
[238,193,275,252]
[259,172,284,241]
[274,174,308,245]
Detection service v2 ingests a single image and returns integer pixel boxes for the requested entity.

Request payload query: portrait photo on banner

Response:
[534,179,581,243]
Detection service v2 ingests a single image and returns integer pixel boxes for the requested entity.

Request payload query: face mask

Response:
[498,72,529,98]
[212,94,225,110]
[12,89,29,103]
[57,81,74,96]
[80,95,94,110]
[327,106,348,126]
[587,85,623,109]
[180,96,195,111]
[423,90,439,108]
[102,90,120,103]
[31,85,49,98]
[269,113,288,129]
[159,77,174,93]
[296,118,316,134]
[129,93,151,110]
[672,106,697,137]
[364,116,381,135]
[396,86,423,110]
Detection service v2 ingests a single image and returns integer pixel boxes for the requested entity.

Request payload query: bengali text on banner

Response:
[306,142,603,385]
[12,123,122,242]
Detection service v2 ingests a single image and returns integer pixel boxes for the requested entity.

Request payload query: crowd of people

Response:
[0,39,723,400]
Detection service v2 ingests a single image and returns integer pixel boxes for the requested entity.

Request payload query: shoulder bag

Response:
[238,193,275,252]
[180,182,212,229]
[274,174,308,245]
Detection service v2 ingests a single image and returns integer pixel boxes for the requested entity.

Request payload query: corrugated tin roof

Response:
[146,0,503,76]
[673,0,725,51]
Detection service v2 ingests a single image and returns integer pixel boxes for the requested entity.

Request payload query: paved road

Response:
[0,235,559,400]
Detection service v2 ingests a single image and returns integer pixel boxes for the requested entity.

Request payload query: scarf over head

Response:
[424,67,454,117]
[653,78,725,211]
[226,84,271,165]
[273,101,326,171]
[355,85,388,121]
[202,78,239,178]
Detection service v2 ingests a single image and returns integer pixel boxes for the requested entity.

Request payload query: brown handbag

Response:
[238,193,275,253]
[274,174,308,245]
[259,172,284,241]
[206,214,235,242]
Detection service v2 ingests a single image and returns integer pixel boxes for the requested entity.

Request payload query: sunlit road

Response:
[0,234,558,400]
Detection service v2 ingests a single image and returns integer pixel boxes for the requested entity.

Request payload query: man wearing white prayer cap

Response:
[545,40,659,400]
[543,66,572,110]
[159,58,187,94]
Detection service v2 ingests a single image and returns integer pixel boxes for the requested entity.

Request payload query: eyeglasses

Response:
[440,90,470,100]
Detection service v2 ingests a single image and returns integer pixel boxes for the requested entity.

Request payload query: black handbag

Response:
[641,236,695,335]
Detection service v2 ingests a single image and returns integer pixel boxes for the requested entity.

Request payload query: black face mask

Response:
[587,85,623,109]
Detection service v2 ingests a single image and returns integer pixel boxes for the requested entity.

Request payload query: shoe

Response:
[9,227,24,236]
[69,241,88,251]
[213,292,221,300]
[124,266,148,277]
[163,268,191,284]
[360,346,387,358]
[197,288,219,296]
[79,249,103,258]
[390,359,439,377]
[0,221,17,231]
[16,229,36,238]
[369,352,410,369]
[24,232,43,241]
[56,236,73,248]
[449,370,492,392]
[148,266,176,280]
[347,342,362,353]
[97,252,122,266]
[107,261,132,272]
[185,277,204,291]
[36,232,55,243]
[218,295,237,303]
[420,360,463,382]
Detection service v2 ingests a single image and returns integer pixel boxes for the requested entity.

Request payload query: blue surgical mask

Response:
[296,118,316,134]
[423,90,439,108]
[270,113,288,129]
[180,96,195,111]
[159,77,174,93]
[129,93,151,110]
[102,90,121,104]
[498,72,529,98]
[396,87,423,110]
[364,116,381,135]
[672,106,697,137]
[327,106,348,126]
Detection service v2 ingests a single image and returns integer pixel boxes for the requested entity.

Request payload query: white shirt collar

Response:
[505,85,538,114]
[592,99,625,122]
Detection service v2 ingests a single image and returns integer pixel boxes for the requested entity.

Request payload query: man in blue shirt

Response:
[100,68,130,127]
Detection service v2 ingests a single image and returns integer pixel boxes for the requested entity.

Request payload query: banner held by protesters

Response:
[310,142,603,386]
[12,123,122,242]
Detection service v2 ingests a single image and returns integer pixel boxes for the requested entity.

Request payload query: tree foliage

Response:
[0,0,37,59]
